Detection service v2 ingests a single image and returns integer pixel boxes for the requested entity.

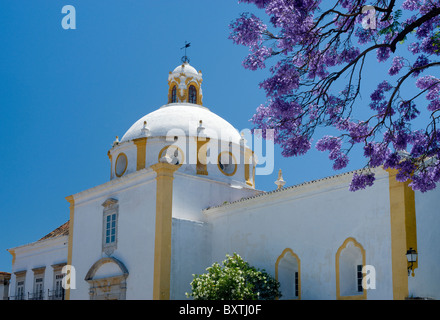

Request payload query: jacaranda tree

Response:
[229,0,440,192]
[186,253,281,300]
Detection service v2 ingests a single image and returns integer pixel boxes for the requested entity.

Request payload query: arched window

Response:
[335,237,366,300]
[171,86,177,103]
[275,248,300,300]
[188,85,197,104]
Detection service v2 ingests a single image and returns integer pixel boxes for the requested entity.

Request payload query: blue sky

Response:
[0,1,422,272]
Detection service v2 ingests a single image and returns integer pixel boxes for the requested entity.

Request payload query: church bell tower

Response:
[167,45,203,106]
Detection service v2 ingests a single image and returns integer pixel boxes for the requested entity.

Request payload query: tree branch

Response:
[389,6,440,52]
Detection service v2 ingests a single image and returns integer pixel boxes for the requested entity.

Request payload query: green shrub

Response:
[186,253,281,300]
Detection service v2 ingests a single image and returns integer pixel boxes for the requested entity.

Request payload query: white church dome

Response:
[171,63,199,75]
[120,103,242,144]
[108,61,256,189]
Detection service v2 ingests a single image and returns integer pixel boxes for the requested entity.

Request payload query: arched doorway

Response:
[85,257,129,300]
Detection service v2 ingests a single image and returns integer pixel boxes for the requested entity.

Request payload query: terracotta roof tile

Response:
[38,221,70,241]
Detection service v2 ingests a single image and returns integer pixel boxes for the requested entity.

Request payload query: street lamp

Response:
[406,248,418,276]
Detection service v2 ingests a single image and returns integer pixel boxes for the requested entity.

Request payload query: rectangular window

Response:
[16,281,25,300]
[105,213,117,244]
[34,277,44,300]
[54,274,65,300]
[357,265,363,292]
[102,198,119,255]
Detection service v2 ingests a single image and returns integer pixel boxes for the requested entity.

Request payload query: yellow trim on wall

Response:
[387,168,417,300]
[107,151,113,179]
[168,76,180,104]
[168,82,178,103]
[167,76,203,105]
[335,237,367,300]
[186,80,203,105]
[195,137,210,175]
[217,151,237,177]
[168,75,203,105]
[133,137,148,171]
[244,148,254,186]
[275,248,301,300]
[65,195,75,301]
[8,249,16,266]
[150,162,181,300]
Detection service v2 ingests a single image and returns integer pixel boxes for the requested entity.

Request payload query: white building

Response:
[0,272,10,300]
[6,61,440,300]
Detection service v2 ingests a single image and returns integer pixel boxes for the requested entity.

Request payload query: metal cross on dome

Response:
[181,41,191,63]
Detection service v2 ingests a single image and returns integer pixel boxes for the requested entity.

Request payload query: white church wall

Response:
[69,169,157,300]
[0,273,10,300]
[169,170,260,299]
[118,176,157,300]
[205,169,394,300]
[170,218,211,299]
[409,188,440,299]
[172,172,260,222]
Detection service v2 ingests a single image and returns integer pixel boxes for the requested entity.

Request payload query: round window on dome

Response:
[158,145,185,165]
[115,153,128,177]
[218,151,237,176]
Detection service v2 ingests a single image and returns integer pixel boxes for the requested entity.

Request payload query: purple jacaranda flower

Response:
[281,134,311,157]
[389,56,405,75]
[364,142,391,167]
[260,61,300,97]
[411,55,430,76]
[238,0,271,9]
[402,0,422,11]
[349,172,376,191]
[408,42,421,54]
[395,159,416,182]
[243,46,273,70]
[229,12,267,47]
[383,152,401,169]
[316,135,341,153]
[416,75,440,109]
[231,0,440,193]
[377,46,391,62]
[410,167,439,192]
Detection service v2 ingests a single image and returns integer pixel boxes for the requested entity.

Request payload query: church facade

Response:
[6,61,440,300]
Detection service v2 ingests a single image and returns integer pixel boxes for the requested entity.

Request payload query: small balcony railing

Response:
[28,291,44,300]
[48,289,65,300]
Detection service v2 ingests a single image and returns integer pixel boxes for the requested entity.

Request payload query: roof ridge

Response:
[38,221,70,241]
[203,167,375,211]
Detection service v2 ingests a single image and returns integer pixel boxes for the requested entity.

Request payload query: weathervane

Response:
[181,41,191,63]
